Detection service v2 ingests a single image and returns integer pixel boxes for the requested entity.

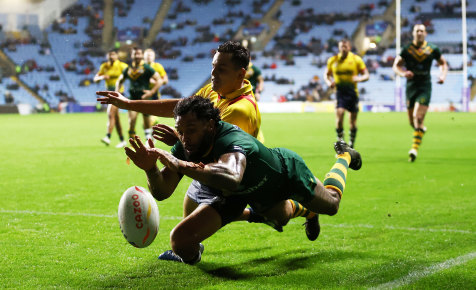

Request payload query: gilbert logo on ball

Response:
[118,186,159,248]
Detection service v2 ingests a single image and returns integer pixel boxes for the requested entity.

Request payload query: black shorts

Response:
[186,180,247,227]
[336,90,359,113]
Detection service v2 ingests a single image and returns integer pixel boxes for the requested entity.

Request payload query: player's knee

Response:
[326,203,339,216]
[169,226,189,254]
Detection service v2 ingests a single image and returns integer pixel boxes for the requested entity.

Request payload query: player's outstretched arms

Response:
[97,91,131,109]
[96,91,179,117]
[125,136,181,200]
[152,150,246,193]
[152,124,179,146]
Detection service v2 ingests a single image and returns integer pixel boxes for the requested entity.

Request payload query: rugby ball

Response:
[118,186,159,248]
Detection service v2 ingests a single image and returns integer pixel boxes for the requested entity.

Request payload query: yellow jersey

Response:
[97,60,128,91]
[326,52,366,96]
[148,62,168,98]
[195,79,264,142]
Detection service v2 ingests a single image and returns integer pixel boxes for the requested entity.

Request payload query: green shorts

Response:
[406,80,432,108]
[246,148,318,213]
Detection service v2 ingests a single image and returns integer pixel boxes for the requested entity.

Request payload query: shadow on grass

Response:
[197,248,367,280]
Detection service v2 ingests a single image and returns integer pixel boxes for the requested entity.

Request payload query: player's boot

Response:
[101,136,111,146]
[158,243,204,264]
[115,141,127,148]
[334,140,362,170]
[408,148,418,162]
[247,207,283,232]
[303,214,320,241]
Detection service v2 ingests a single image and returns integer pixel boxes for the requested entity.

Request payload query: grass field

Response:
[1,111,475,289]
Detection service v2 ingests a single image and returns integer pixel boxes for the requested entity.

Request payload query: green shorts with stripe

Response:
[246,148,318,213]
[406,80,432,108]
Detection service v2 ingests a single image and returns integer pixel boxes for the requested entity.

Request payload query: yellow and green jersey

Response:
[400,41,442,83]
[97,60,128,91]
[148,62,167,98]
[326,51,366,97]
[122,61,156,99]
[195,80,263,142]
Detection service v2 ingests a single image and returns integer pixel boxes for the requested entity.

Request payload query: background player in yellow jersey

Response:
[393,24,447,162]
[97,41,320,243]
[324,39,369,148]
[93,49,128,148]
[143,48,168,132]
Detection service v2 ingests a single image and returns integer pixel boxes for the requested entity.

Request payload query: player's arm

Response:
[324,67,335,88]
[115,73,125,92]
[392,55,414,79]
[96,91,178,117]
[93,65,107,82]
[152,148,246,193]
[125,137,182,201]
[354,68,369,83]
[255,75,264,101]
[436,55,448,84]
[142,72,162,99]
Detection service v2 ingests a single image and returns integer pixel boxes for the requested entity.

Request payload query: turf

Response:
[1,111,475,289]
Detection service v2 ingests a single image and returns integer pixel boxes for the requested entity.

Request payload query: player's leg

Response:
[128,110,138,138]
[407,107,415,129]
[335,107,345,141]
[142,114,153,140]
[166,195,246,264]
[302,141,361,215]
[409,102,428,162]
[101,104,115,145]
[349,110,358,148]
[169,204,222,264]
[112,105,126,147]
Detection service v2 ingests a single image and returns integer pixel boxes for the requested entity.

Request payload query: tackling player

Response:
[94,50,128,148]
[124,96,362,264]
[97,41,320,250]
[393,24,447,162]
[115,47,164,141]
[324,39,369,148]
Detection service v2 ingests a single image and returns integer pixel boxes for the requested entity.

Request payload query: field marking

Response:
[1,209,474,235]
[372,251,476,289]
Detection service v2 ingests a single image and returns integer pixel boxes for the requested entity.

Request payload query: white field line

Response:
[1,209,474,235]
[372,251,476,289]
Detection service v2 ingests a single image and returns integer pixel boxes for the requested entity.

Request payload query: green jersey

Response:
[171,121,317,211]
[122,61,155,99]
[400,41,442,83]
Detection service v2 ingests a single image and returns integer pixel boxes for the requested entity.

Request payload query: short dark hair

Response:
[217,41,250,70]
[131,47,142,52]
[108,49,118,54]
[174,96,221,124]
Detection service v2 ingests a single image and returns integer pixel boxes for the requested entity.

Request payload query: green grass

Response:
[1,111,475,289]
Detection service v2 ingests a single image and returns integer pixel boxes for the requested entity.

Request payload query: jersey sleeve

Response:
[154,63,167,78]
[432,46,442,61]
[97,63,106,75]
[171,142,186,160]
[355,55,367,72]
[122,67,129,79]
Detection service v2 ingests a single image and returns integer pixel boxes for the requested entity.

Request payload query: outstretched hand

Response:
[152,124,179,146]
[96,91,129,109]
[124,136,159,171]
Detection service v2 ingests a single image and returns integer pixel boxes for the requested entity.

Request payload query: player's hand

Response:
[150,148,181,172]
[152,124,179,146]
[96,91,129,108]
[141,90,152,99]
[437,76,445,84]
[330,81,336,89]
[103,75,110,80]
[124,136,159,171]
[403,71,414,79]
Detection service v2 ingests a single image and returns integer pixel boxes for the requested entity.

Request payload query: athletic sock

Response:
[128,130,136,138]
[119,135,124,141]
[106,133,111,139]
[349,128,357,147]
[144,128,153,140]
[411,128,425,151]
[336,128,344,140]
[323,152,350,197]
[289,199,316,219]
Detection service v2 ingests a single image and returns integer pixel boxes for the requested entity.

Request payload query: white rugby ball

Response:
[118,186,159,248]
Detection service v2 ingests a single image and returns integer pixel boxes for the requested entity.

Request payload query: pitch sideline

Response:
[372,251,476,289]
